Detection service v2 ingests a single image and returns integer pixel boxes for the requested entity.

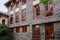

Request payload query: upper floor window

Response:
[44,0,54,17]
[21,9,26,21]
[10,2,14,11]
[10,14,13,24]
[15,12,19,23]
[16,1,19,8]
[33,4,40,19]
[22,0,26,5]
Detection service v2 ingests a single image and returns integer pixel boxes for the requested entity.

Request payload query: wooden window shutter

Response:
[45,22,54,40]
[15,12,19,23]
[44,0,54,17]
[34,4,40,16]
[22,26,27,32]
[16,27,19,33]
[36,7,40,16]
[22,9,26,21]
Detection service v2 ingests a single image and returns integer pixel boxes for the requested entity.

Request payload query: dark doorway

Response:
[2,19,5,25]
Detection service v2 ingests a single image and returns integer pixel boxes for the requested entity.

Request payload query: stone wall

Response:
[54,22,60,40]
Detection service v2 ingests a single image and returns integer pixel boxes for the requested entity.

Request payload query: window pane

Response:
[22,26,27,32]
[33,4,40,19]
[16,27,19,33]
[45,23,54,40]
[15,12,19,23]
[10,15,13,24]
[22,9,26,21]
[44,4,54,17]
[33,25,40,40]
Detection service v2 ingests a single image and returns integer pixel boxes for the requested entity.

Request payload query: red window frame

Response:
[21,9,26,21]
[22,26,27,32]
[34,25,40,36]
[33,25,40,40]
[45,22,54,40]
[44,2,54,18]
[10,1,14,11]
[22,0,26,5]
[10,14,13,24]
[16,1,19,8]
[15,12,19,23]
[33,4,40,19]
[16,27,20,33]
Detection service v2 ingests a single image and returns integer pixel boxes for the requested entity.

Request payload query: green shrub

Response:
[0,24,13,40]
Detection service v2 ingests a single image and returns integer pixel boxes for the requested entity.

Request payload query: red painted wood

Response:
[33,4,40,20]
[16,27,20,33]
[22,26,27,32]
[21,9,26,21]
[44,3,54,18]
[33,25,40,40]
[10,15,13,24]
[15,12,19,23]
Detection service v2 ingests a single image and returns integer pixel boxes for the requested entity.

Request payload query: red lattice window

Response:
[22,26,27,32]
[21,9,26,21]
[10,14,13,24]
[16,1,19,8]
[44,0,54,17]
[10,1,14,11]
[16,27,20,33]
[45,22,54,40]
[33,4,40,19]
[33,25,40,40]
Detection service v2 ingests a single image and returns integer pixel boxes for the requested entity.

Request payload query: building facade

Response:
[0,11,8,25]
[5,0,60,40]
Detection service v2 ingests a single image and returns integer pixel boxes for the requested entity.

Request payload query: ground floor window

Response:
[10,28,14,33]
[32,25,40,40]
[16,27,20,33]
[22,26,27,32]
[45,22,54,40]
